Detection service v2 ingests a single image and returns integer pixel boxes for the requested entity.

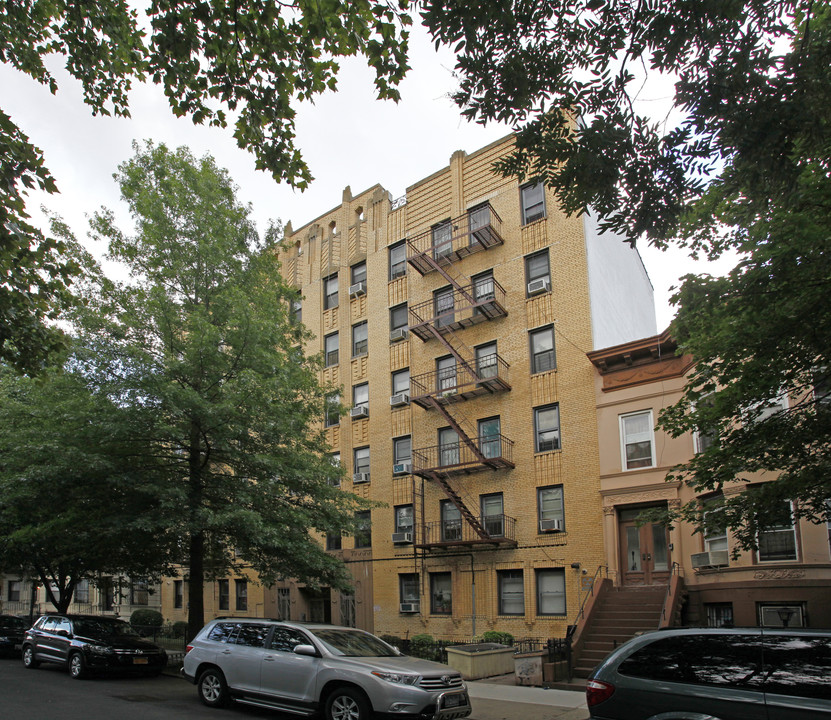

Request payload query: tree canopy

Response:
[1,0,412,373]
[77,141,362,638]
[424,1,831,544]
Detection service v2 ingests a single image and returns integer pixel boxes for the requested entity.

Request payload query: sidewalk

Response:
[467,674,588,720]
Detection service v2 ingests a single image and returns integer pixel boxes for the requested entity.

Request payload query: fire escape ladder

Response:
[426,395,487,464]
[406,238,476,305]
[423,322,478,379]
[427,470,490,540]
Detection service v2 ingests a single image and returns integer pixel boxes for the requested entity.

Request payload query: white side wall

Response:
[583,213,657,349]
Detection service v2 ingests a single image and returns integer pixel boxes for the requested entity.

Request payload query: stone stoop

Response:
[571,586,666,678]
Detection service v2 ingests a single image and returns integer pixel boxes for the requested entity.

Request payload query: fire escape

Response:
[406,203,517,550]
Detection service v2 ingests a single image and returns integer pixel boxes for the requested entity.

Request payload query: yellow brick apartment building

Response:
[262,134,656,641]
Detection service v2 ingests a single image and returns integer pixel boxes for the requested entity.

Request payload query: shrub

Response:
[379,634,404,649]
[481,630,513,645]
[130,608,163,631]
[171,621,189,638]
[409,633,442,662]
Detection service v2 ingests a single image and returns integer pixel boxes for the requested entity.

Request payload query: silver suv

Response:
[182,618,472,720]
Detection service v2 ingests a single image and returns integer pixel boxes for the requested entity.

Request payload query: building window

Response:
[481,493,504,537]
[235,579,248,611]
[393,435,411,465]
[131,580,149,606]
[352,322,368,356]
[395,505,414,533]
[703,501,728,553]
[536,568,566,615]
[7,580,21,602]
[392,368,410,395]
[174,580,184,609]
[498,569,524,615]
[389,241,407,280]
[324,332,339,367]
[354,446,370,478]
[525,249,550,294]
[354,511,372,548]
[538,485,565,532]
[758,500,798,562]
[434,286,455,328]
[478,416,501,459]
[473,270,495,308]
[324,393,340,427]
[75,580,90,604]
[390,303,408,333]
[352,383,368,412]
[439,427,460,466]
[437,355,457,393]
[705,603,734,627]
[399,573,419,605]
[351,261,367,286]
[432,220,452,260]
[326,533,342,551]
[430,573,452,615]
[218,579,229,611]
[530,326,556,373]
[468,203,490,241]
[328,453,341,487]
[476,342,498,379]
[290,297,302,324]
[521,181,546,224]
[324,273,339,310]
[813,367,830,406]
[534,404,561,453]
[694,393,718,453]
[277,588,291,620]
[441,499,461,541]
[620,410,655,469]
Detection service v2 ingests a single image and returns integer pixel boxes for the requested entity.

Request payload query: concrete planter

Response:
[514,650,545,686]
[445,643,515,680]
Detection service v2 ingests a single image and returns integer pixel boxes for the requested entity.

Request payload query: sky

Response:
[2,21,736,331]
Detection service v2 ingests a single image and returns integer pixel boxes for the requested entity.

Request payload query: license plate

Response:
[14,644,22,650]
[133,657,148,665]
[444,694,463,708]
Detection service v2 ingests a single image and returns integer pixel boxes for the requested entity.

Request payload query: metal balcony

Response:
[416,514,517,549]
[412,434,514,477]
[410,353,511,409]
[408,279,507,341]
[406,204,504,275]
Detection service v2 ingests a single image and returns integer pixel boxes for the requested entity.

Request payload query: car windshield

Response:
[311,629,398,657]
[73,619,140,639]
[1,616,27,629]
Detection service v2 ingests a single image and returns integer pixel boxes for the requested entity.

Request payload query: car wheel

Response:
[325,687,371,720]
[22,645,39,669]
[68,652,87,679]
[198,667,229,708]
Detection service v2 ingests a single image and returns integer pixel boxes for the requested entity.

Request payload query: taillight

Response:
[185,645,193,654]
[586,679,615,706]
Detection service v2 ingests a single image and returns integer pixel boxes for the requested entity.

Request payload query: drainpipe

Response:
[468,555,476,638]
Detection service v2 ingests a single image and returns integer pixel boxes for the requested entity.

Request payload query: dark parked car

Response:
[587,626,831,720]
[22,614,167,678]
[0,614,29,657]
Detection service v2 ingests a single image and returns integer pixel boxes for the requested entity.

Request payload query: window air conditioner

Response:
[690,550,729,569]
[389,328,409,342]
[539,518,563,532]
[348,281,366,298]
[352,472,370,484]
[350,406,369,419]
[399,602,419,613]
[392,461,412,476]
[391,532,413,544]
[390,393,410,407]
[527,278,551,296]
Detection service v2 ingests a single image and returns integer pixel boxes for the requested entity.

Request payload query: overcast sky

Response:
[3,22,735,331]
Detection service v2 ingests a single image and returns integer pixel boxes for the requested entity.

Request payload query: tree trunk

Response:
[187,420,205,642]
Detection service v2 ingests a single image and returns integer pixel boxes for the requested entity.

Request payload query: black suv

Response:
[587,626,831,720]
[0,614,28,657]
[22,614,167,678]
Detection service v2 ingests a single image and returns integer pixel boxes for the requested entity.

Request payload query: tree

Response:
[1,0,412,372]
[0,361,170,612]
[80,141,363,640]
[423,1,831,544]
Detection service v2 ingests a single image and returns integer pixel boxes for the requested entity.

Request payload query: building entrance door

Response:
[619,507,671,586]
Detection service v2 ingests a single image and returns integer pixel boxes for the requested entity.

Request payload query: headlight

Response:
[0,636,9,642]
[88,644,114,655]
[371,671,419,686]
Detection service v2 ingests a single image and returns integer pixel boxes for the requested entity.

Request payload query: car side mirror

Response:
[293,644,318,657]
[57,630,71,638]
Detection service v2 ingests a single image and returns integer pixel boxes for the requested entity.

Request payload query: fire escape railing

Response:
[412,434,514,476]
[406,204,504,275]
[410,352,511,408]
[408,279,507,341]
[418,514,517,548]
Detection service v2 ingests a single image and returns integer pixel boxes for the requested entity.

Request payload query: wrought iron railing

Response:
[419,514,516,546]
[408,279,508,340]
[412,434,514,475]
